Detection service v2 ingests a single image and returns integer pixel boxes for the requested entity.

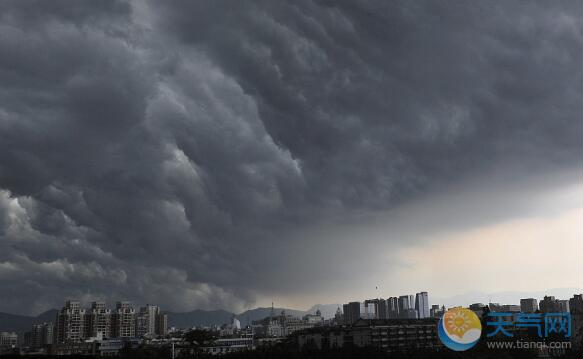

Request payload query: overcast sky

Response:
[1,0,583,315]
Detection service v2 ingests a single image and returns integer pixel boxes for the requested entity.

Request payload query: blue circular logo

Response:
[438,308,481,351]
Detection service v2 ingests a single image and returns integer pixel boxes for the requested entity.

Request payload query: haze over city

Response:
[1,0,583,318]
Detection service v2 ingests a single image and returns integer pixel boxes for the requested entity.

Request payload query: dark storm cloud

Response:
[155,0,583,205]
[1,0,583,314]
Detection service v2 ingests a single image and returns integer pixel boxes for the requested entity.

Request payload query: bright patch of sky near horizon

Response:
[268,169,583,310]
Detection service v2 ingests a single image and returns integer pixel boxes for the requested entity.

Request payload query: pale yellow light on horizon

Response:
[397,207,583,297]
[254,177,583,311]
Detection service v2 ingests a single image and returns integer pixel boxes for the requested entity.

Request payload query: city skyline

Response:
[2,1,583,317]
[5,288,583,320]
[2,290,583,356]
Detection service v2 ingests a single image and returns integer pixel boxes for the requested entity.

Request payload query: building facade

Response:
[342,302,361,324]
[360,301,377,320]
[136,305,159,337]
[112,302,136,338]
[156,312,168,336]
[87,301,112,339]
[570,294,583,314]
[0,332,18,347]
[30,323,54,348]
[363,299,388,319]
[398,295,417,319]
[297,318,441,352]
[430,305,445,318]
[201,337,254,356]
[539,296,569,313]
[54,300,166,343]
[520,298,539,313]
[387,297,399,319]
[415,292,429,319]
[56,301,87,343]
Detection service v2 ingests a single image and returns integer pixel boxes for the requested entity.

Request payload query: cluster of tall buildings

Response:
[55,301,167,344]
[538,296,571,313]
[457,295,583,318]
[342,291,430,324]
[339,292,583,327]
[476,295,577,314]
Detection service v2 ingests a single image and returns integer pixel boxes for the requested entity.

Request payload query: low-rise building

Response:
[297,318,441,352]
[429,305,445,318]
[488,303,521,312]
[469,303,487,317]
[0,332,18,348]
[47,342,98,356]
[297,327,351,349]
[303,309,324,325]
[99,338,141,356]
[201,337,254,356]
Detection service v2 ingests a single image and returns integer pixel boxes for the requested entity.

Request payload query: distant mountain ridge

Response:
[0,309,58,334]
[166,309,234,329]
[5,288,583,333]
[168,304,341,328]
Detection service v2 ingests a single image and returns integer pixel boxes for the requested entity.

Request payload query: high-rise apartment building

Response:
[558,300,570,313]
[136,304,160,337]
[334,307,343,325]
[361,301,377,320]
[387,297,399,319]
[56,301,86,343]
[539,296,557,312]
[87,301,112,339]
[342,302,361,324]
[378,299,388,319]
[398,295,411,311]
[398,295,417,319]
[54,300,166,342]
[570,294,583,314]
[539,296,569,313]
[520,298,539,313]
[156,312,168,336]
[113,302,136,338]
[30,323,54,348]
[415,292,430,319]
[363,299,389,320]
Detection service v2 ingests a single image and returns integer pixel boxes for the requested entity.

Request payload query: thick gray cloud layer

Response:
[1,0,583,314]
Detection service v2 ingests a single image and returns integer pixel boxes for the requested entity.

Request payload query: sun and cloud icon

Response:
[438,307,482,351]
